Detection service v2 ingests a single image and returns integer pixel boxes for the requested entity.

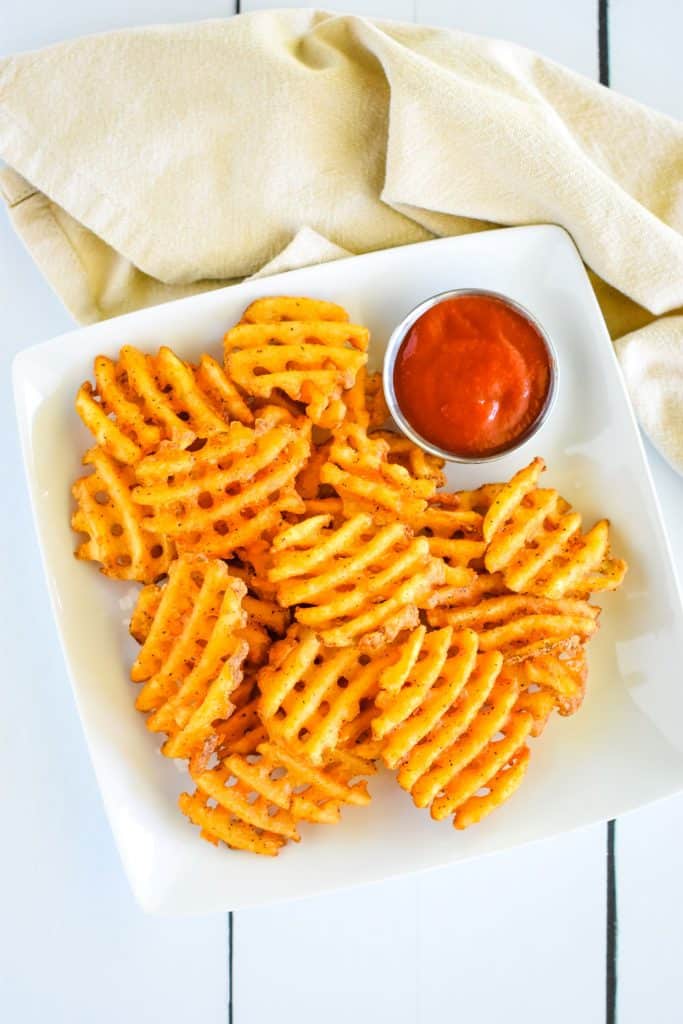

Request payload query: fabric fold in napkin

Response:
[0,10,681,470]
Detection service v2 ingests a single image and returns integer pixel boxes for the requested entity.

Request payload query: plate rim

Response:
[13,223,683,913]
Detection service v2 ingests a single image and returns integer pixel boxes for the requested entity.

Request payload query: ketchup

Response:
[393,294,551,458]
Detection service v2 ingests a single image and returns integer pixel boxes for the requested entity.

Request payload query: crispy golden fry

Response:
[452,483,502,515]
[269,513,445,650]
[408,484,502,590]
[76,346,252,465]
[295,439,334,501]
[230,544,280,600]
[483,457,628,598]
[240,591,290,635]
[373,625,459,759]
[410,496,485,544]
[242,596,290,668]
[129,583,162,643]
[179,741,371,855]
[131,570,280,672]
[364,372,390,429]
[214,679,268,757]
[336,704,385,764]
[241,296,349,324]
[228,557,291,668]
[370,625,533,828]
[372,430,446,488]
[295,438,347,522]
[130,555,248,769]
[224,311,369,428]
[427,593,600,661]
[511,646,588,719]
[320,423,437,523]
[399,493,492,606]
[258,624,392,764]
[72,447,173,582]
[424,570,509,612]
[132,411,310,558]
[70,299,631,848]
[194,353,254,427]
[345,368,389,431]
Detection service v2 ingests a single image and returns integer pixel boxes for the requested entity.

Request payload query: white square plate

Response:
[14,225,683,914]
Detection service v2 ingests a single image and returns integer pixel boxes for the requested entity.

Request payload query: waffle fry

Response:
[399,495,487,607]
[230,545,280,600]
[132,411,310,558]
[512,646,588,718]
[241,296,349,324]
[242,595,291,669]
[76,346,252,465]
[68,296,630,852]
[269,513,445,650]
[179,740,372,855]
[484,458,627,598]
[130,555,248,769]
[72,447,173,582]
[371,625,533,828]
[427,593,600,661]
[215,679,268,757]
[224,305,369,428]
[132,567,279,671]
[345,368,389,430]
[129,583,163,643]
[372,430,446,488]
[373,625,460,761]
[259,624,391,764]
[295,438,346,522]
[227,557,291,668]
[337,705,385,764]
[320,423,437,523]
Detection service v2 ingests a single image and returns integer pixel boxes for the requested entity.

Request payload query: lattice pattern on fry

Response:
[131,575,279,672]
[258,624,391,764]
[72,447,173,582]
[179,741,372,855]
[68,295,632,850]
[130,555,248,769]
[483,457,627,598]
[427,593,600,662]
[370,625,533,828]
[402,493,496,607]
[224,312,369,428]
[320,424,437,523]
[75,346,252,465]
[132,412,310,558]
[269,513,445,650]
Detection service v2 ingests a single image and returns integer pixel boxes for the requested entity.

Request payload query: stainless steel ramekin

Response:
[381,288,559,464]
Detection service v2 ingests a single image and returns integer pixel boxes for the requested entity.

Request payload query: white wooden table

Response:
[1,3,681,1021]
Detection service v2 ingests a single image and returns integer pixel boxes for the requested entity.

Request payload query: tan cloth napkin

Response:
[1,10,682,470]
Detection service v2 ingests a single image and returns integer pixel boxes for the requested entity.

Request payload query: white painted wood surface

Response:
[609,3,683,1021]
[1,2,681,1022]
[235,826,606,1024]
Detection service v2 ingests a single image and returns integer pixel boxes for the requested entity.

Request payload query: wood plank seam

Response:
[598,4,617,1023]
